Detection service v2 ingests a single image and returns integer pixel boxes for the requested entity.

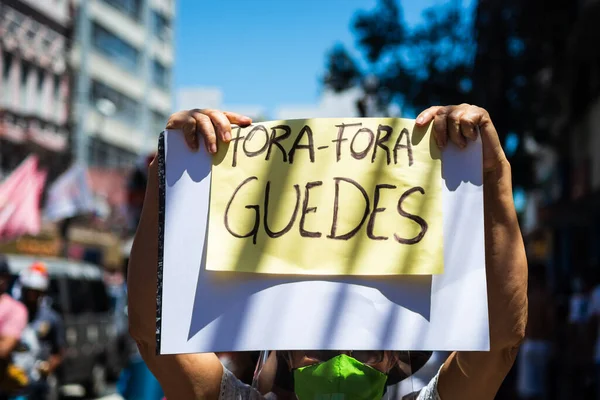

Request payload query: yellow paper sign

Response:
[207,118,443,275]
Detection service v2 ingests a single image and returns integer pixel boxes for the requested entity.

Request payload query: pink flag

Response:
[0,157,47,240]
[0,155,38,200]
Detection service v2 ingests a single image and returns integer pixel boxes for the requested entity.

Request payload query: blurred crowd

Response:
[0,257,65,400]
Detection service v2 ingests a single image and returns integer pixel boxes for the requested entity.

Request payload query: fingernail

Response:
[416,116,424,124]
[210,143,217,154]
[224,131,232,142]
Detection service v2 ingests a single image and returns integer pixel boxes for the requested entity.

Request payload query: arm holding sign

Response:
[128,105,527,400]
[416,105,528,400]
[127,109,253,399]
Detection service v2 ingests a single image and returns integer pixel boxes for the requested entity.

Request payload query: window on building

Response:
[53,74,61,120]
[102,0,142,20]
[88,137,138,168]
[36,68,45,115]
[90,80,140,124]
[1,52,12,107]
[92,23,140,73]
[151,10,170,41]
[20,60,31,109]
[151,60,170,89]
[2,51,12,80]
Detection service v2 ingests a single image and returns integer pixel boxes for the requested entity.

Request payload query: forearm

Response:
[481,160,528,351]
[128,158,224,400]
[127,158,160,347]
[439,161,528,400]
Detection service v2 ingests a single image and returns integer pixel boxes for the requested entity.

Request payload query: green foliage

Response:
[323,0,579,188]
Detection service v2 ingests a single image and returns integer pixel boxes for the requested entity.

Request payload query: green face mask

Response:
[293,354,388,400]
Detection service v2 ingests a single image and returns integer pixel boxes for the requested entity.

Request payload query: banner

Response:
[157,121,488,354]
[44,163,95,221]
[0,157,46,240]
[208,118,442,275]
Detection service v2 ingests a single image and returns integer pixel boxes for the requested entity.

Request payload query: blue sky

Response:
[174,0,454,112]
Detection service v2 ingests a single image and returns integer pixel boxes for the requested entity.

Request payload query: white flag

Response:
[44,163,95,221]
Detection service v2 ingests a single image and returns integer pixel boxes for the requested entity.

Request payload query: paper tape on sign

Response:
[157,118,488,354]
[209,118,443,276]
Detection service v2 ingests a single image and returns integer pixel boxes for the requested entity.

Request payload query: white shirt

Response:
[218,365,441,400]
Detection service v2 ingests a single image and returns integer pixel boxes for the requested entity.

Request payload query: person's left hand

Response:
[415,104,506,173]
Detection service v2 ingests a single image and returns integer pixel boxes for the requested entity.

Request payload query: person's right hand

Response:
[165,109,252,154]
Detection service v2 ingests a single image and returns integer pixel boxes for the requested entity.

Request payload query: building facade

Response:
[70,0,175,169]
[0,0,71,180]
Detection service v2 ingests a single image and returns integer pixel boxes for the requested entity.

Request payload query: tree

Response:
[323,0,579,188]
[324,0,475,116]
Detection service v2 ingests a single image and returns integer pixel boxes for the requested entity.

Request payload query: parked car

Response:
[4,254,124,398]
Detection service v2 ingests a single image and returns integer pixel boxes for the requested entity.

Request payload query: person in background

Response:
[127,153,157,235]
[116,259,165,400]
[11,262,65,400]
[587,265,600,399]
[517,262,554,400]
[566,271,594,397]
[0,256,28,400]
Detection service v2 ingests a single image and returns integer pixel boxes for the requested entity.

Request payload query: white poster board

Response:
[157,124,488,354]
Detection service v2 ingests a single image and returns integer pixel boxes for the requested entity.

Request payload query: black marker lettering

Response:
[393,128,414,166]
[243,125,270,158]
[230,126,245,167]
[394,186,428,244]
[327,177,370,240]
[266,125,291,162]
[367,184,396,240]
[300,181,323,238]
[350,127,375,160]
[224,176,260,244]
[332,123,361,162]
[289,125,316,163]
[372,125,392,164]
[263,181,301,238]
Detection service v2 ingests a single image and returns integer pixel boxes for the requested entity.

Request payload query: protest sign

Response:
[208,118,442,275]
[157,119,488,354]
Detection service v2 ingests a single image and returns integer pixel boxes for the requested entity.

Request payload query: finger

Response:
[416,106,443,126]
[223,111,252,126]
[181,115,199,151]
[447,107,467,149]
[165,111,192,130]
[463,107,505,169]
[433,107,452,148]
[191,111,218,154]
[460,114,478,142]
[200,109,233,142]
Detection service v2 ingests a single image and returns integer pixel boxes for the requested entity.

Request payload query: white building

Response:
[0,0,71,178]
[71,0,176,168]
[176,87,267,121]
